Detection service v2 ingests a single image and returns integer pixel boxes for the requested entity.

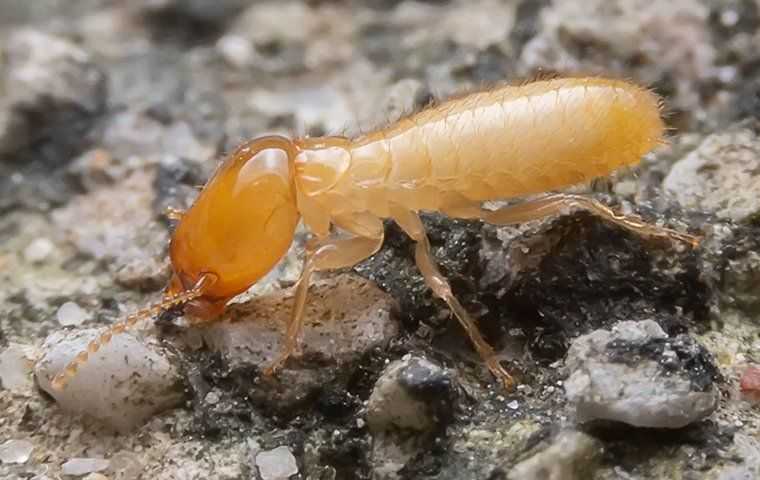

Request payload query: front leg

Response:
[264,213,385,375]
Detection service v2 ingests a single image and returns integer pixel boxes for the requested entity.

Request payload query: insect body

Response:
[52,77,697,391]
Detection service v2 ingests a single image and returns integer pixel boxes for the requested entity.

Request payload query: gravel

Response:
[367,355,456,433]
[1,0,759,478]
[564,320,720,428]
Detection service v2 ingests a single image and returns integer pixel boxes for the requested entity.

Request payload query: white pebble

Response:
[216,34,254,69]
[56,301,90,326]
[0,344,34,392]
[0,439,34,464]
[35,330,183,432]
[23,237,55,263]
[255,446,298,480]
[61,458,110,476]
[507,400,520,410]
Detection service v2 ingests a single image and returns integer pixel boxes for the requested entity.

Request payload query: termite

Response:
[51,77,698,391]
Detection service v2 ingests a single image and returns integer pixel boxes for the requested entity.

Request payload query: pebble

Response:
[0,439,34,464]
[56,302,90,327]
[3,28,105,112]
[1,29,105,155]
[61,458,110,476]
[0,343,35,392]
[367,355,456,433]
[35,329,184,432]
[664,126,760,222]
[255,446,298,480]
[507,431,602,480]
[564,320,720,428]
[23,238,55,263]
[198,274,398,411]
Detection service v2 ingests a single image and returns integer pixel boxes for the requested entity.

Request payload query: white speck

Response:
[0,439,34,464]
[734,420,744,428]
[507,400,519,410]
[720,9,739,27]
[256,446,298,480]
[517,384,534,395]
[23,238,55,263]
[216,35,253,69]
[717,66,738,84]
[56,302,90,326]
[0,344,34,392]
[61,458,110,476]
[356,418,365,428]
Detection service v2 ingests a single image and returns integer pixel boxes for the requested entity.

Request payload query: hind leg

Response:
[390,204,514,389]
[445,193,698,246]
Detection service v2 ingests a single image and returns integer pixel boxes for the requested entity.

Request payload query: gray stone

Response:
[507,431,602,480]
[367,355,457,480]
[1,28,105,154]
[664,126,760,222]
[35,329,184,432]
[3,29,105,112]
[367,355,455,433]
[198,274,398,410]
[564,320,720,428]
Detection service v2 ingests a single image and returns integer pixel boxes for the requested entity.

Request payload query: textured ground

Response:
[1,1,759,479]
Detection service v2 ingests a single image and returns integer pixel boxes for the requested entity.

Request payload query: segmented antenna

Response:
[50,277,209,391]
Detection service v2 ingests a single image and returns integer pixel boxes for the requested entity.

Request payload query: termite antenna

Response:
[50,276,211,391]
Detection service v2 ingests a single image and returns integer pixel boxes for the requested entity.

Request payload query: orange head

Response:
[50,136,301,391]
[167,135,301,318]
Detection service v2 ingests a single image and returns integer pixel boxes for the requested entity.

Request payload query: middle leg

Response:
[389,204,515,389]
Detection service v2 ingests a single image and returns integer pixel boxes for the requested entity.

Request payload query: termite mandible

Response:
[52,77,699,391]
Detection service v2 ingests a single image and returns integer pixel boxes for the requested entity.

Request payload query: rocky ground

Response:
[1,0,759,479]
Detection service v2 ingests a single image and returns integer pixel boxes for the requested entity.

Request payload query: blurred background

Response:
[1,1,759,479]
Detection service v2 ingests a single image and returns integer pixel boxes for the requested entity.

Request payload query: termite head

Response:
[168,135,301,318]
[50,136,301,391]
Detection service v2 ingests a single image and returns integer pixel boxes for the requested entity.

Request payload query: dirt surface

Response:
[1,1,759,479]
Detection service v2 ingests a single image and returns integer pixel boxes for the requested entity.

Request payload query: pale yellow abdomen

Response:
[338,78,664,214]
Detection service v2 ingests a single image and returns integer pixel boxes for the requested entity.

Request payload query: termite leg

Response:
[264,214,384,375]
[390,205,515,390]
[449,193,699,246]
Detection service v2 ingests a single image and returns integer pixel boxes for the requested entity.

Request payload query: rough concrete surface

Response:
[1,1,759,479]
